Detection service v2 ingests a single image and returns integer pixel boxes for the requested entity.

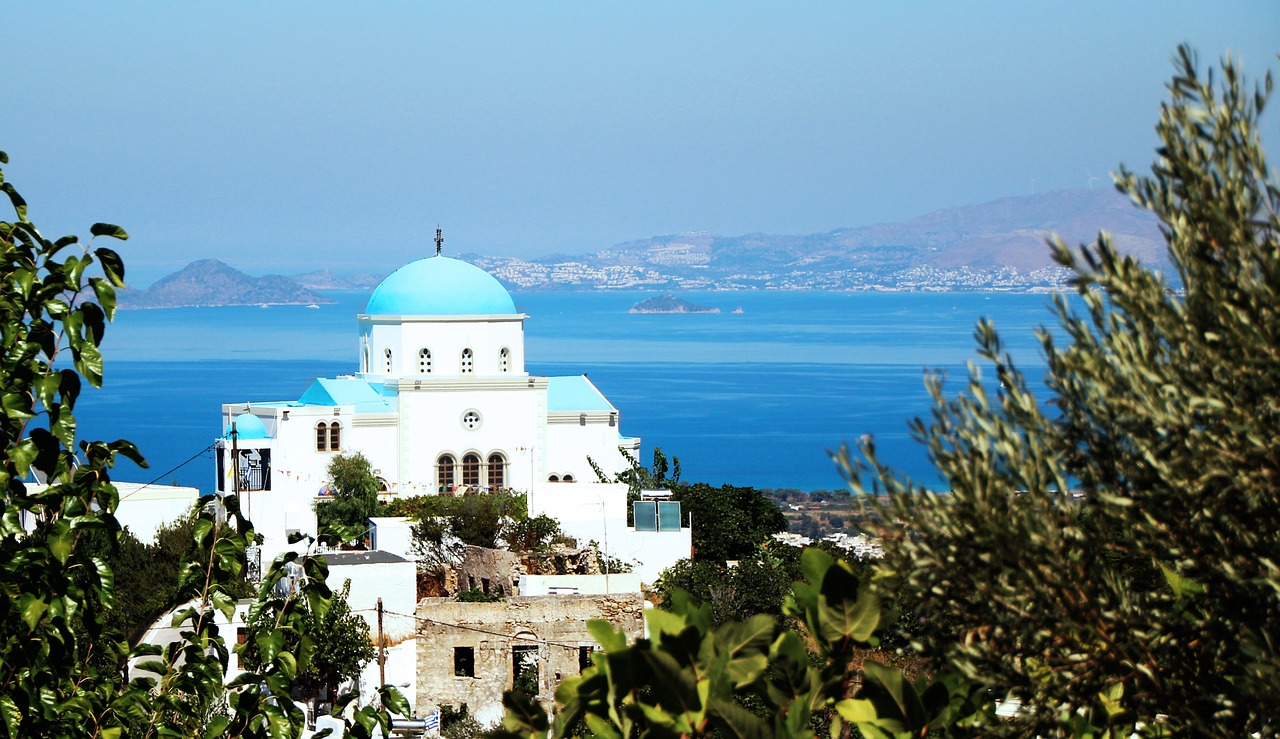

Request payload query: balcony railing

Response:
[236,466,270,491]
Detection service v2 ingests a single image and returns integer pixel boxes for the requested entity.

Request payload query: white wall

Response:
[326,555,418,641]
[352,639,418,718]
[370,517,416,559]
[519,573,642,596]
[544,420,632,483]
[395,384,544,494]
[113,483,201,544]
[130,600,252,683]
[362,316,527,379]
[529,483,691,584]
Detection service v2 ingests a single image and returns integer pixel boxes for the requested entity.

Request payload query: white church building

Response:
[214,252,689,580]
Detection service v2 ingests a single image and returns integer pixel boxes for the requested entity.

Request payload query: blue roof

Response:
[298,378,394,413]
[547,375,616,412]
[364,256,517,316]
[224,413,269,439]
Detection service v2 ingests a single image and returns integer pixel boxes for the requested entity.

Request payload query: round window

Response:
[461,410,482,430]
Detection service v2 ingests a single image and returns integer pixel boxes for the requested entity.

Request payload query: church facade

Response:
[214,254,645,567]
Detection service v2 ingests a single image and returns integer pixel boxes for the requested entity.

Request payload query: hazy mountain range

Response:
[123,187,1166,307]
[468,187,1166,292]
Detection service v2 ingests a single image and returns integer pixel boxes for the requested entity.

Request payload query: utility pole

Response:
[377,597,386,689]
[231,423,241,517]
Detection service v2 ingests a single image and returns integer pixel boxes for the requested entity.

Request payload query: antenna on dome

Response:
[435,226,443,256]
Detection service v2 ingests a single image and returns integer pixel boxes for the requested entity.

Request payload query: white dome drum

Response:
[358,255,526,379]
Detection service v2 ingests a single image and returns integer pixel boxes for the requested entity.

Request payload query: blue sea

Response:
[76,291,1061,494]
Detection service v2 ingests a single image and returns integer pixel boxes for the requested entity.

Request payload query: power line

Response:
[118,443,216,501]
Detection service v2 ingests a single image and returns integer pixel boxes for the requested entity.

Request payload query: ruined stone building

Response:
[414,594,645,726]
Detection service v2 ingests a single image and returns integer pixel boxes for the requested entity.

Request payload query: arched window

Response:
[563,473,575,483]
[487,453,506,489]
[547,474,560,483]
[499,347,510,373]
[437,454,456,493]
[461,348,474,374]
[328,422,341,451]
[384,348,393,373]
[362,344,370,373]
[315,423,327,452]
[462,453,481,487]
[419,348,432,374]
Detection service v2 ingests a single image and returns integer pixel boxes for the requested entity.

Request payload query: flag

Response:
[424,710,441,731]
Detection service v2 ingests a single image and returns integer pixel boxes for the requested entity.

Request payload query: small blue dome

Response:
[364,256,517,316]
[225,413,269,440]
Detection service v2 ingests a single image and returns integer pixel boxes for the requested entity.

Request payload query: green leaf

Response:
[19,593,48,630]
[276,650,297,680]
[9,438,38,474]
[33,374,60,408]
[2,391,35,420]
[48,517,73,564]
[708,695,771,739]
[501,688,551,736]
[50,408,76,449]
[75,342,104,387]
[843,661,927,734]
[380,685,411,717]
[79,302,105,345]
[1159,562,1204,599]
[2,181,28,220]
[256,628,284,664]
[586,619,628,652]
[192,518,214,547]
[90,277,117,320]
[58,369,81,409]
[90,223,129,240]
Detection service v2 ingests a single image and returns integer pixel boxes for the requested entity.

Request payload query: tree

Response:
[317,450,382,533]
[392,491,529,575]
[0,151,406,738]
[674,482,788,563]
[240,578,377,715]
[494,549,982,739]
[505,513,565,553]
[603,448,788,562]
[0,148,145,736]
[837,47,1280,736]
[654,555,794,626]
[78,511,209,646]
[496,48,1280,739]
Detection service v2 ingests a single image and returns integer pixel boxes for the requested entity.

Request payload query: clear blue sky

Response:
[6,2,1277,286]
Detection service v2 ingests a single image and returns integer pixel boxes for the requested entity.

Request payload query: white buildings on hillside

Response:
[213,251,691,578]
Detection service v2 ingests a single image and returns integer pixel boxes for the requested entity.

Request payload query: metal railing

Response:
[237,466,270,491]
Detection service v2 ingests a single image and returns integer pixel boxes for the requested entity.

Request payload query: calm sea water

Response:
[77,291,1061,493]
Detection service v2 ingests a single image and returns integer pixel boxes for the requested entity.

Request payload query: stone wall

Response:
[456,545,520,596]
[414,593,644,727]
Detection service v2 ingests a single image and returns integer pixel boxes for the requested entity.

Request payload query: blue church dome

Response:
[364,256,517,316]
[225,413,269,440]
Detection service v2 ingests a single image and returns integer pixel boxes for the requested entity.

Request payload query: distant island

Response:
[120,259,334,309]
[629,295,720,314]
[468,187,1167,293]
[137,187,1170,296]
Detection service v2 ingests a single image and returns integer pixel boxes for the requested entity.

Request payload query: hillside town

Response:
[103,248,869,733]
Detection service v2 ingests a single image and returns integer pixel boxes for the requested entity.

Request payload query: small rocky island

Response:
[629,294,720,314]
[120,259,335,309]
